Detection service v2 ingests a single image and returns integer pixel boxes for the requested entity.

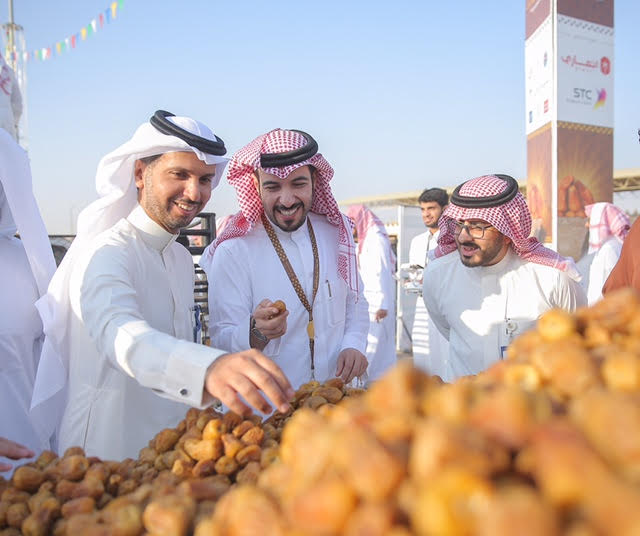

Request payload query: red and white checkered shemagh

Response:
[201,129,359,292]
[346,204,396,269]
[435,175,580,280]
[585,202,630,254]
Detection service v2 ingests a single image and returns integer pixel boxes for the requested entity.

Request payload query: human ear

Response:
[134,160,146,190]
[252,171,261,194]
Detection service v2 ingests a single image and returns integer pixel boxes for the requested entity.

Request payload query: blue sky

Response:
[3,1,639,233]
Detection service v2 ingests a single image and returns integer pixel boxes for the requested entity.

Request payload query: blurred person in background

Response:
[408,187,449,373]
[347,204,397,382]
[603,217,640,296]
[584,202,630,305]
[0,130,56,471]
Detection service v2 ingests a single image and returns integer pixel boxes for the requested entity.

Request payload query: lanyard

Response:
[501,291,518,359]
[262,214,320,379]
[424,232,432,268]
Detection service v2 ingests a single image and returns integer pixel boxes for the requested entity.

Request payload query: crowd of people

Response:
[1,95,638,471]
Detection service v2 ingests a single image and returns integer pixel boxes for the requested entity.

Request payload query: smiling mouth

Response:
[276,204,301,217]
[175,201,199,213]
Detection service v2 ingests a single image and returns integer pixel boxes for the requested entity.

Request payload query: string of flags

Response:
[10,1,124,63]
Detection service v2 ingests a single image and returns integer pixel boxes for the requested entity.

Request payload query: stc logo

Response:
[572,88,607,109]
[594,88,607,109]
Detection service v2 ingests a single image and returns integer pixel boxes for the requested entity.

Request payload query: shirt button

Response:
[180,388,189,397]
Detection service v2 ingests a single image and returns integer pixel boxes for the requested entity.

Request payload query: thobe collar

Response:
[127,205,178,253]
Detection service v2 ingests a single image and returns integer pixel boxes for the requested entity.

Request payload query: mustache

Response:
[275,202,303,211]
[458,241,479,249]
[174,198,200,207]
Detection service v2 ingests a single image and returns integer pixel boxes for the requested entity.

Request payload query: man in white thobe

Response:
[584,202,630,305]
[346,204,396,382]
[407,187,450,375]
[200,129,369,390]
[424,174,586,382]
[31,112,294,461]
[0,130,56,471]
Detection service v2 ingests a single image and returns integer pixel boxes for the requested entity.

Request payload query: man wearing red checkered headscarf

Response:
[423,174,587,382]
[583,202,630,304]
[200,129,369,389]
[346,204,396,381]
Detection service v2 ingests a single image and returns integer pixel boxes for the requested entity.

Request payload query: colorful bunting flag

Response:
[27,2,124,62]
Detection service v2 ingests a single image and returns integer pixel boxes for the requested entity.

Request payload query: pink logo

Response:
[600,57,611,75]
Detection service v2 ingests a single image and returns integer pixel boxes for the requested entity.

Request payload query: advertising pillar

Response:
[525,0,614,260]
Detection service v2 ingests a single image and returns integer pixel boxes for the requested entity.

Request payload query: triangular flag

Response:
[87,24,93,37]
[105,7,111,23]
[34,49,40,60]
[81,27,87,40]
[99,13,104,27]
[111,2,117,18]
[119,0,124,8]
[56,42,61,54]
[71,34,77,48]
[91,19,97,33]
[65,37,70,51]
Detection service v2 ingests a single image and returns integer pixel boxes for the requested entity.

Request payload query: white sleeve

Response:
[587,243,620,305]
[423,262,450,340]
[340,269,370,354]
[206,243,254,353]
[72,245,225,408]
[359,234,388,311]
[409,235,423,266]
[553,271,588,311]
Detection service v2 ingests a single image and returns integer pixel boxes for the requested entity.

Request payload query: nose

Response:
[279,187,296,206]
[183,178,201,202]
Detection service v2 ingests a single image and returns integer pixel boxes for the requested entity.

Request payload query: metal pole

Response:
[7,0,15,69]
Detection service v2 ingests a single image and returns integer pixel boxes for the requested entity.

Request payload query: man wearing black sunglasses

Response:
[422,174,586,382]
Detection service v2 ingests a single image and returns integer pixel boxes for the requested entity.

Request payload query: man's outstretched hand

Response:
[205,349,295,416]
[0,437,34,472]
[336,348,368,383]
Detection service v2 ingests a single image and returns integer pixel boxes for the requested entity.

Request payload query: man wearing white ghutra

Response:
[32,112,294,461]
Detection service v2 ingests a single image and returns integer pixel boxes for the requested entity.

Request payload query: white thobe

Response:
[59,206,225,460]
[424,248,587,382]
[587,237,622,305]
[0,237,47,470]
[357,229,396,381]
[207,212,369,390]
[408,230,449,374]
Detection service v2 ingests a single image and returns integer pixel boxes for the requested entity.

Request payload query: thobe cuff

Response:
[340,334,367,355]
[165,341,225,407]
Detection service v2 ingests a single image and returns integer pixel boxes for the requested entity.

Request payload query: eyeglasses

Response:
[452,221,494,239]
